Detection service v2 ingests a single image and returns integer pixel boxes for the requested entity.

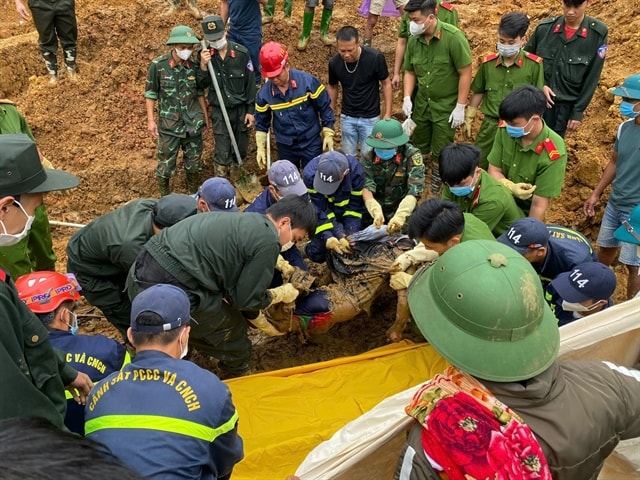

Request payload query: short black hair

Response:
[499,85,547,121]
[563,0,587,7]
[498,12,529,39]
[266,194,317,238]
[130,311,182,346]
[408,199,465,243]
[404,0,436,16]
[336,26,358,42]
[439,143,480,186]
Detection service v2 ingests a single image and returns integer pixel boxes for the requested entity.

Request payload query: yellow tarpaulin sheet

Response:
[224,340,448,480]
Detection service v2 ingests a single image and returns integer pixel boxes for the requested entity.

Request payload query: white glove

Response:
[402,117,416,136]
[448,103,466,128]
[275,254,295,277]
[402,96,413,118]
[389,243,439,272]
[268,283,299,306]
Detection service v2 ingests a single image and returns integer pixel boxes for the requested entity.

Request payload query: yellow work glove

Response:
[255,131,268,170]
[267,283,299,306]
[390,271,413,291]
[275,254,295,278]
[463,106,477,140]
[389,243,439,272]
[499,178,537,200]
[326,236,351,254]
[41,157,54,169]
[365,197,385,228]
[249,311,285,336]
[387,195,418,234]
[339,237,352,253]
[322,127,335,151]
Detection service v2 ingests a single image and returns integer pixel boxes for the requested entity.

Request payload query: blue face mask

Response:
[620,101,640,118]
[374,148,396,160]
[449,184,474,197]
[506,116,534,138]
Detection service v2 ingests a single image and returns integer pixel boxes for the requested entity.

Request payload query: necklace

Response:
[344,47,361,74]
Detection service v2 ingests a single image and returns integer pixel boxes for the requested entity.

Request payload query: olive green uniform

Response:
[403,20,471,161]
[488,123,567,215]
[442,169,524,237]
[526,15,608,137]
[470,51,545,169]
[398,0,458,39]
[362,143,425,219]
[461,213,495,242]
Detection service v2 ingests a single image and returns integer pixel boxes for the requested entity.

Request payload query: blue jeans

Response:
[340,114,379,156]
[596,202,640,266]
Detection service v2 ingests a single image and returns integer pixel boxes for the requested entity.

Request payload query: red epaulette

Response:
[543,137,561,161]
[525,52,543,64]
[482,53,499,63]
[0,268,6,282]
[439,1,454,11]
[498,119,506,127]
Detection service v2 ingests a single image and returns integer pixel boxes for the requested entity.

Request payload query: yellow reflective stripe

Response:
[326,212,336,219]
[65,390,74,400]
[270,94,311,111]
[122,351,132,368]
[315,223,334,235]
[255,103,269,113]
[351,190,363,196]
[308,188,318,194]
[85,411,239,442]
[344,210,363,218]
[334,199,349,207]
[309,84,325,99]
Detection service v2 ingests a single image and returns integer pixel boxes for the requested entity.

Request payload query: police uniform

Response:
[255,69,335,170]
[460,213,495,242]
[361,142,425,219]
[487,123,567,215]
[85,350,243,479]
[402,20,472,161]
[144,53,207,191]
[470,50,545,169]
[397,0,458,39]
[303,154,366,263]
[526,15,608,137]
[201,42,256,171]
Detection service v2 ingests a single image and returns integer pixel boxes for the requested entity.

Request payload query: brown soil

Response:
[0,0,638,374]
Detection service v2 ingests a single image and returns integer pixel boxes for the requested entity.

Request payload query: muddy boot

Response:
[262,0,275,23]
[157,176,171,196]
[63,48,77,77]
[43,52,58,84]
[430,163,441,194]
[363,38,372,47]
[66,66,78,82]
[297,10,314,51]
[185,171,201,194]
[187,0,203,19]
[319,8,333,45]
[214,163,230,179]
[283,0,293,17]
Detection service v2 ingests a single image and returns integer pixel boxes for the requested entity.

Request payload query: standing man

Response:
[465,12,545,168]
[220,0,266,86]
[526,0,608,137]
[262,0,293,24]
[327,26,392,156]
[402,0,472,194]
[199,15,256,179]
[364,0,408,48]
[297,0,333,50]
[145,25,209,196]
[15,0,78,83]
[255,42,335,170]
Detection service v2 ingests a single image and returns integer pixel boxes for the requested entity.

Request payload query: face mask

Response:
[0,200,35,247]
[496,42,521,58]
[449,184,474,197]
[374,148,396,160]
[409,20,426,36]
[619,101,640,118]
[506,116,535,138]
[209,38,227,50]
[175,48,193,61]
[67,310,79,335]
[179,329,189,359]
[280,223,294,252]
[561,300,601,313]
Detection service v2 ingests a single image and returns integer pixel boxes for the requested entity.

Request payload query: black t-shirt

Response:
[328,46,389,119]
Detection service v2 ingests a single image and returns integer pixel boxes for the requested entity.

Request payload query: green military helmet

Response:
[166,25,200,45]
[612,74,640,100]
[365,118,409,149]
[407,240,559,382]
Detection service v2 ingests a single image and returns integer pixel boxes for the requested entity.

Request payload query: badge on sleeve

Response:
[597,44,608,59]
[247,60,254,72]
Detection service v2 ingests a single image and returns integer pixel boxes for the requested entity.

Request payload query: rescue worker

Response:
[16,271,129,435]
[0,133,91,429]
[262,0,293,24]
[255,41,335,170]
[361,119,424,233]
[303,151,366,263]
[397,240,640,480]
[440,142,523,237]
[0,99,57,278]
[297,0,333,50]
[487,85,567,221]
[85,284,243,479]
[220,0,264,85]
[402,0,472,194]
[497,216,597,290]
[66,194,198,340]
[126,195,317,376]
[199,15,256,179]
[195,177,238,212]
[145,25,209,195]
[465,12,545,168]
[526,0,608,137]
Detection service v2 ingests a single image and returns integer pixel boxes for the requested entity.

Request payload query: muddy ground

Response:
[0,0,638,373]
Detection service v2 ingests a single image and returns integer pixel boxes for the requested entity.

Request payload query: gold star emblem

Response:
[208,22,216,30]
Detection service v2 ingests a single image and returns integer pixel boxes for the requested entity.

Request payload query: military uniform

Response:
[402,20,471,161]
[470,51,545,169]
[442,169,524,237]
[487,123,567,215]
[361,142,424,219]
[397,0,458,39]
[144,53,207,192]
[526,15,608,137]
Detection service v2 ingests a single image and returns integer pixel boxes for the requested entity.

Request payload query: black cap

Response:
[153,194,198,228]
[202,15,225,41]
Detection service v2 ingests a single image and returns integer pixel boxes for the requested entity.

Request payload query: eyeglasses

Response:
[622,220,640,243]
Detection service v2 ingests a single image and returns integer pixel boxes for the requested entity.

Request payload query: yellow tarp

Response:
[225,340,448,480]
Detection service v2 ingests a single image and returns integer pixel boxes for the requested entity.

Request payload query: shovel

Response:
[200,40,262,203]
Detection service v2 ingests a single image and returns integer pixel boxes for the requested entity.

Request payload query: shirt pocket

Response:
[566,56,590,87]
[226,68,246,96]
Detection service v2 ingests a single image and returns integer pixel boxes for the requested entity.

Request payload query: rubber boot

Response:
[157,176,171,196]
[185,171,201,194]
[262,0,275,24]
[283,0,293,17]
[319,8,333,45]
[214,163,230,179]
[43,52,58,84]
[297,10,314,51]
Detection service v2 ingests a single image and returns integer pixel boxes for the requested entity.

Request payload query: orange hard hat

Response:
[16,271,82,314]
[260,41,289,78]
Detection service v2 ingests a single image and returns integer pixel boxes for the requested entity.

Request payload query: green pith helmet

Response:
[365,118,409,149]
[612,74,640,100]
[166,25,199,45]
[407,240,559,382]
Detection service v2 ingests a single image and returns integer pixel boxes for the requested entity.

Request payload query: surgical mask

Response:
[374,148,396,160]
[280,223,294,252]
[209,38,227,50]
[449,184,474,197]
[175,48,193,61]
[496,42,521,58]
[506,116,535,138]
[67,310,79,335]
[409,20,426,36]
[561,300,601,313]
[0,200,35,247]
[619,101,640,118]
[179,329,189,359]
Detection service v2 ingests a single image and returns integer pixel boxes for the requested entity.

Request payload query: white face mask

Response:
[280,223,294,252]
[409,20,426,36]
[0,200,35,247]
[178,329,189,359]
[561,299,601,313]
[209,38,227,50]
[175,48,193,61]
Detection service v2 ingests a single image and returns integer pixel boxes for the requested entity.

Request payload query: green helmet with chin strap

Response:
[166,25,199,45]
[365,118,409,149]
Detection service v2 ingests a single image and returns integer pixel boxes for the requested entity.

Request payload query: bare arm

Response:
[326,83,339,113]
[403,70,416,98]
[584,151,617,217]
[220,0,229,24]
[146,98,158,138]
[381,77,392,119]
[528,195,550,222]
[469,92,484,109]
[456,64,472,105]
[392,37,408,90]
[487,164,505,180]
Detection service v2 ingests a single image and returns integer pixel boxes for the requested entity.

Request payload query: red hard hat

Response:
[260,41,289,78]
[16,271,82,314]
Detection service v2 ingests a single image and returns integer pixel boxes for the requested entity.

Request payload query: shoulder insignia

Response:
[543,138,561,160]
[0,268,5,282]
[498,119,506,127]
[553,23,562,33]
[439,1,454,11]
[247,59,254,72]
[411,152,423,166]
[579,27,588,38]
[230,49,236,59]
[597,44,607,59]
[516,57,523,67]
[525,52,543,64]
[0,99,14,105]
[483,53,499,63]
[535,141,544,155]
